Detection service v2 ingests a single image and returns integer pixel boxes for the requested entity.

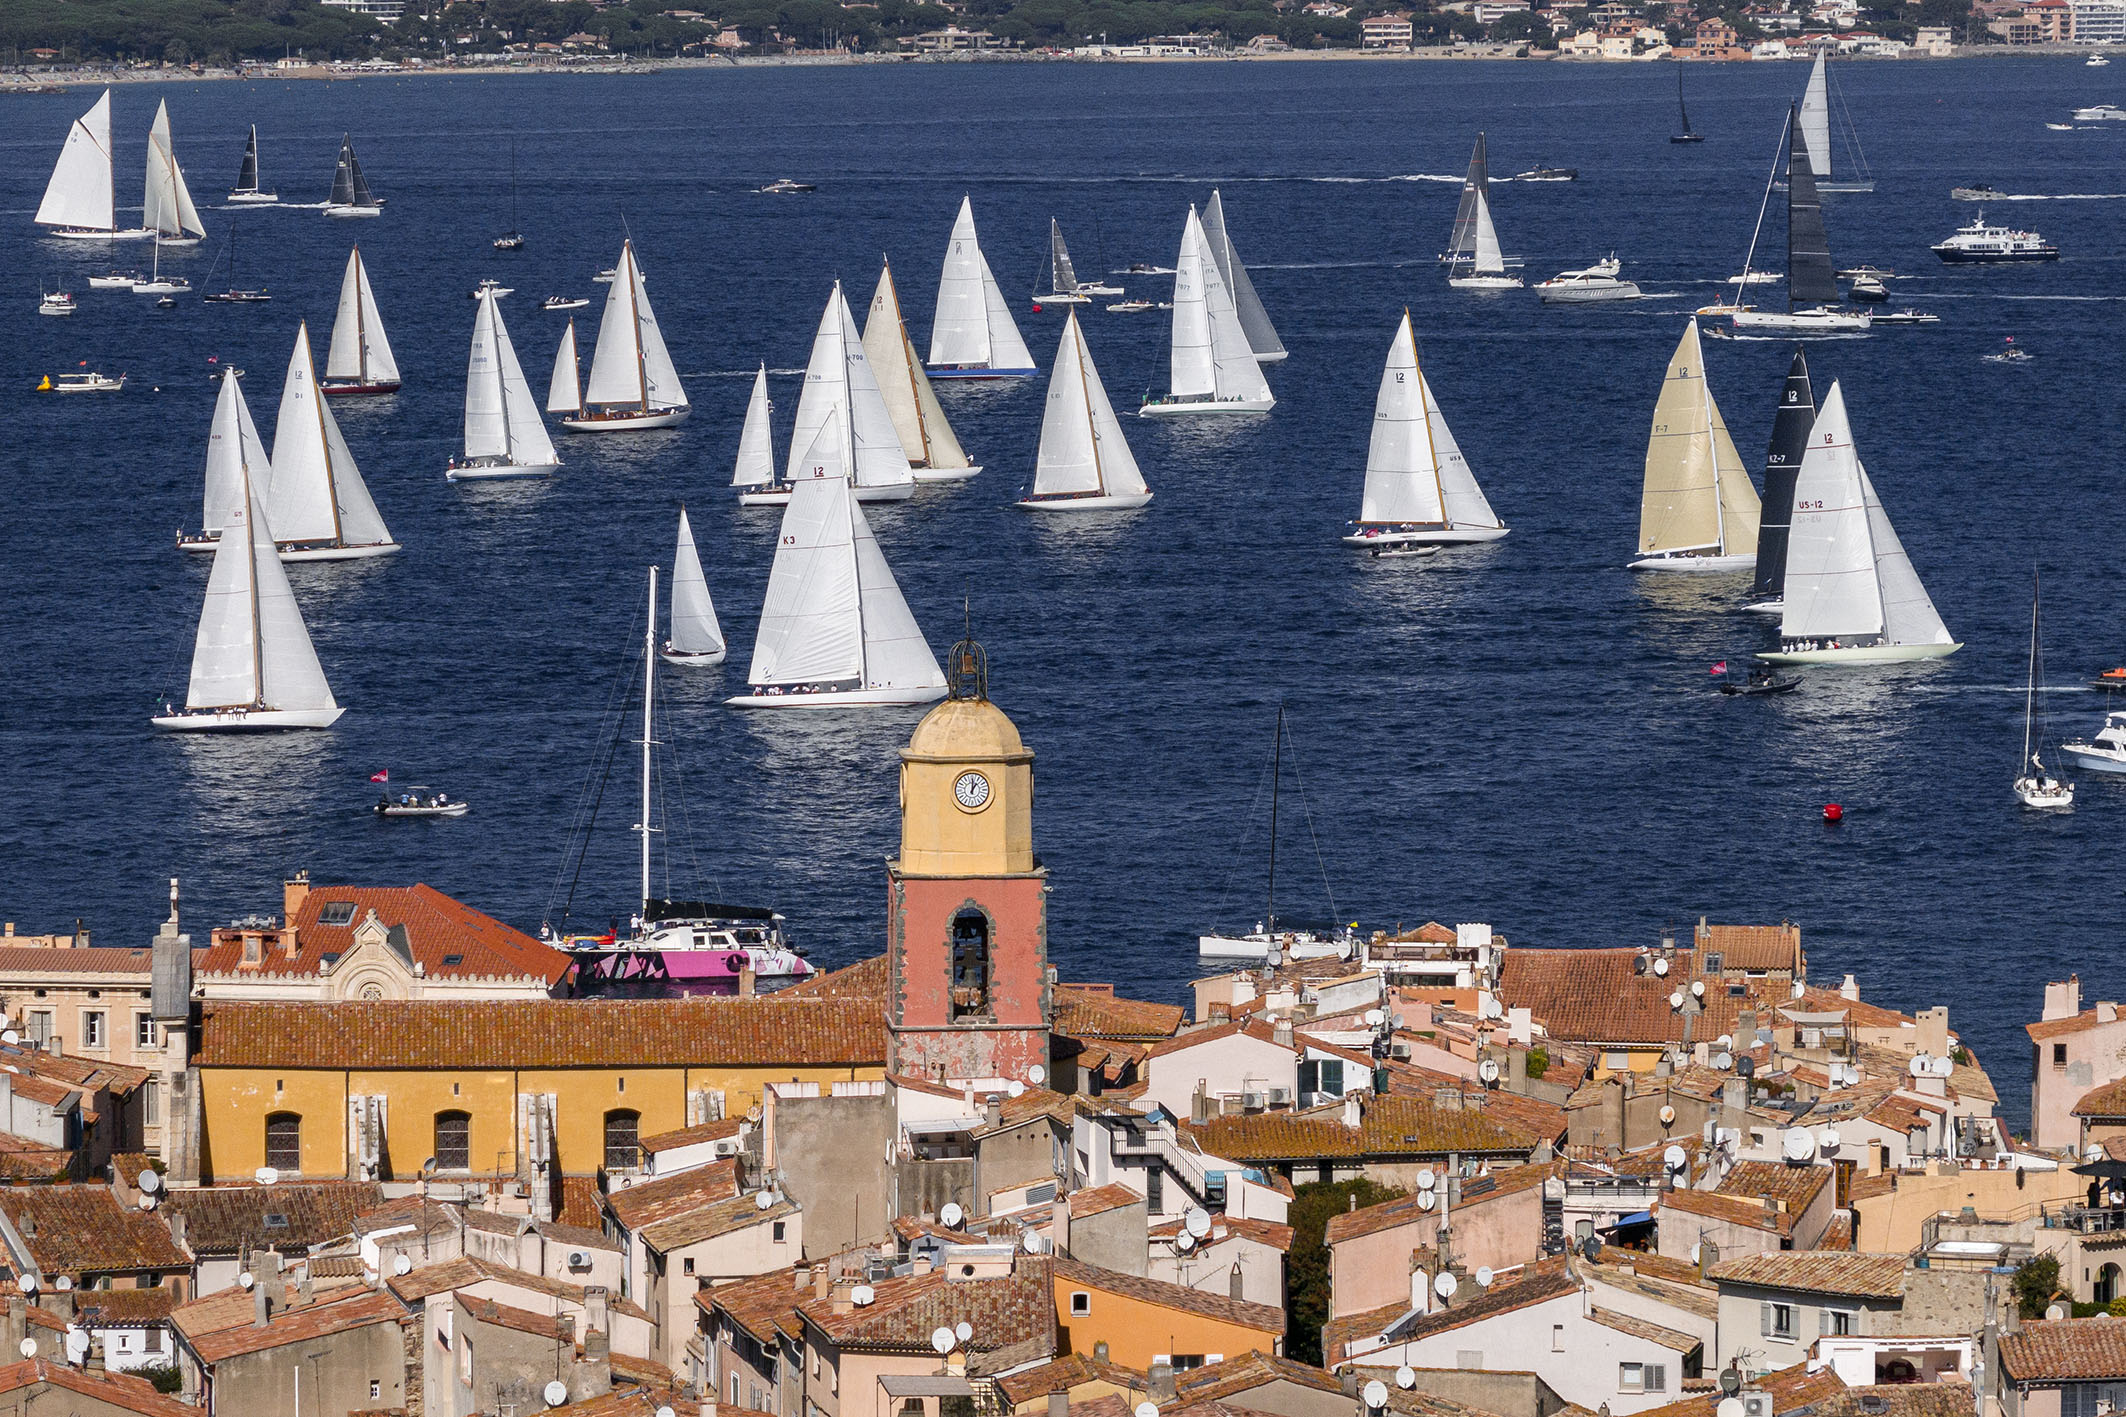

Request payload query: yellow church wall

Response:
[349,1069,520,1177]
[202,1068,349,1180]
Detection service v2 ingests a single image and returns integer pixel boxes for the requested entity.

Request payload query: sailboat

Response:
[1672,65,1705,144]
[727,411,948,710]
[320,247,401,396]
[1342,311,1507,550]
[449,288,561,481]
[202,217,270,302]
[563,240,689,431]
[134,236,191,296]
[730,365,784,506]
[1142,206,1276,417]
[254,323,399,558]
[228,125,278,203]
[1744,349,1816,614]
[36,91,155,241]
[153,371,343,732]
[547,319,581,419]
[927,196,1037,377]
[2014,573,2073,808]
[1798,51,1874,193]
[784,281,914,503]
[1201,190,1285,362]
[493,143,524,251]
[1444,133,1523,291]
[176,366,274,553]
[143,100,205,247]
[1730,107,1870,334]
[661,509,726,666]
[1039,219,1090,304]
[863,259,979,483]
[1759,382,1959,665]
[323,135,383,218]
[1198,706,1357,962]
[1630,319,1760,572]
[1018,310,1151,511]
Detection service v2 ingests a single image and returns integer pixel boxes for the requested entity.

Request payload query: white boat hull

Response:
[1139,395,1275,417]
[911,464,983,483]
[1343,525,1509,547]
[1731,308,1872,333]
[727,685,948,709]
[226,192,280,205]
[660,645,728,667]
[1017,491,1153,511]
[48,227,158,242]
[446,461,558,481]
[2016,778,2075,809]
[1743,597,1785,615]
[927,366,1038,379]
[1758,642,1963,665]
[561,407,690,432]
[377,802,470,817]
[1449,276,1525,290]
[1629,552,1756,573]
[324,205,384,219]
[1538,282,1644,304]
[736,487,792,507]
[279,541,402,562]
[2060,746,2126,774]
[854,482,916,503]
[152,705,345,731]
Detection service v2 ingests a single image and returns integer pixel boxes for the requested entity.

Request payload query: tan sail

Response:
[861,261,970,471]
[1639,321,1754,556]
[1710,388,1761,554]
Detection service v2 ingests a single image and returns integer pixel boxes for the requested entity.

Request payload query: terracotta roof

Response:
[196,883,570,984]
[1696,924,1800,973]
[2001,1316,2126,1380]
[1661,1162,1829,1238]
[1067,1183,1145,1220]
[194,998,885,1069]
[1629,1364,1843,1417]
[162,1181,384,1256]
[1375,1260,1576,1345]
[1587,1306,1700,1352]
[460,1210,618,1252]
[1498,948,1750,1047]
[0,1140,72,1180]
[2074,1078,2126,1118]
[170,1278,365,1344]
[0,1186,190,1275]
[0,1357,196,1417]
[0,947,155,977]
[182,1287,404,1363]
[462,1294,573,1341]
[996,1350,1148,1404]
[1813,1386,1976,1417]
[640,1190,798,1254]
[1146,1019,1287,1061]
[1326,1163,1555,1246]
[606,1159,740,1230]
[802,1255,1054,1352]
[1173,1351,1341,1405]
[641,1118,745,1154]
[697,1263,809,1346]
[980,1087,1077,1137]
[551,1387,721,1417]
[1054,985,1187,1042]
[776,954,888,999]
[385,1256,649,1321]
[1322,1298,1410,1365]
[73,1287,180,1325]
[1149,1214,1295,1254]
[1186,1094,1544,1163]
[1053,1255,1283,1335]
[1576,1254,1718,1323]
[557,1175,603,1230]
[2027,1008,2126,1043]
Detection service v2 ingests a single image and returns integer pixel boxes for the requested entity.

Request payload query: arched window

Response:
[950,909,991,1020]
[434,1111,471,1172]
[264,1113,302,1174]
[604,1110,641,1172]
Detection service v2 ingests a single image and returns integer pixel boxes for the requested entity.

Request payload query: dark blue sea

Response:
[4,56,2121,1129]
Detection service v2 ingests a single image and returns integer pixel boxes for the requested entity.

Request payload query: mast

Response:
[2024,572,2039,770]
[354,248,370,384]
[1268,705,1282,931]
[640,565,657,917]
[312,332,346,545]
[1697,324,1726,554]
[629,245,648,410]
[1413,314,1447,526]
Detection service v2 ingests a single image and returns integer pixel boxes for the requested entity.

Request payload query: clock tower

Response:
[886,635,1050,1088]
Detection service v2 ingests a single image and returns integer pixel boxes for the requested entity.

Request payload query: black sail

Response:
[347,144,375,206]
[1751,347,1817,600]
[1785,109,1841,307]
[330,136,356,206]
[236,127,258,192]
[1447,132,1488,262]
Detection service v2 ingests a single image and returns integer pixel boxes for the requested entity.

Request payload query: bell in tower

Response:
[885,631,1050,1088]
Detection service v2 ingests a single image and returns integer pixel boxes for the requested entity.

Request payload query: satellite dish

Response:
[138,1170,161,1195]
[1581,1235,1602,1261]
[1023,1232,1047,1254]
[393,1254,412,1276]
[255,1166,279,1185]
[955,1321,973,1343]
[1783,1130,1817,1163]
[139,1194,158,1211]
[1478,1059,1501,1084]
[657,1408,678,1417]
[17,1277,35,1295]
[1910,1055,1931,1078]
[1364,1009,1385,1028]
[1175,1232,1196,1252]
[940,1203,964,1229]
[1364,1380,1390,1410]
[64,1329,88,1363]
[851,1285,875,1307]
[15,1340,32,1360]
[1668,991,1684,1010]
[932,1328,956,1355]
[1416,1190,1436,1212]
[1415,1168,1436,1191]
[1185,1206,1212,1238]
[1690,980,1706,998]
[1689,1243,1702,1265]
[1659,1106,1677,1126]
[1936,1055,1957,1078]
[1433,1271,1458,1299]
[1396,1367,1417,1389]
[1653,957,1670,977]
[1819,1128,1842,1153]
[1713,1051,1733,1071]
[1,1032,17,1046]
[1792,981,1807,1000]
[756,1192,775,1211]
[53,1276,71,1292]
[1715,1035,1732,1050]
[1137,1405,1161,1417]
[1663,1144,1688,1171]
[1737,1057,1755,1079]
[1718,1400,1746,1417]
[2047,1303,2068,1321]
[1028,1064,1046,1086]
[1473,1267,1493,1288]
[238,1272,254,1290]
[545,1379,570,1406]
[1720,1369,1743,1398]
[1006,1081,1026,1099]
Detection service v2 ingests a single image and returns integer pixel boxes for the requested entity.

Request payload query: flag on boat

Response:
[369,769,388,782]
[1710,661,1727,675]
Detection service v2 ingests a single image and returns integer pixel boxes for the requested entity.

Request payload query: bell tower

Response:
[886,635,1049,1088]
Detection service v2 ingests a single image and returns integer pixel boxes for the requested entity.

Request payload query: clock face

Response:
[953,771,992,812]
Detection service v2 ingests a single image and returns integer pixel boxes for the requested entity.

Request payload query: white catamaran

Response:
[1444,133,1523,291]
[1142,206,1276,417]
[1202,190,1285,362]
[1760,382,1959,665]
[864,259,979,484]
[36,91,155,242]
[228,125,277,204]
[1798,51,1875,194]
[727,412,948,710]
[154,372,343,733]
[1343,312,1507,550]
[449,287,561,481]
[927,196,1037,378]
[730,364,784,506]
[662,508,727,666]
[1019,309,1151,511]
[321,247,401,396]
[143,100,205,246]
[1630,320,1761,572]
[323,135,383,218]
[254,322,399,558]
[563,240,690,431]
[785,281,915,504]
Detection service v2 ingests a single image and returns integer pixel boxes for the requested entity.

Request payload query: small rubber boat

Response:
[376,787,470,818]
[1985,337,2034,364]
[1951,184,2001,202]
[758,178,815,194]
[543,295,589,311]
[2090,668,2126,692]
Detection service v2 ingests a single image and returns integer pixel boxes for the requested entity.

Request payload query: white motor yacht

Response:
[1536,255,1643,304]
[2072,103,2126,120]
[2063,711,2126,775]
[1931,213,2060,263]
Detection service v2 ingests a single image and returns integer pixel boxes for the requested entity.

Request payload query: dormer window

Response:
[316,902,357,927]
[441,954,463,967]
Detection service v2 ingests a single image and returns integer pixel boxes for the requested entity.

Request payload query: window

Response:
[1170,1356,1206,1372]
[2056,1043,2070,1066]
[264,1113,301,1173]
[143,1079,160,1126]
[1620,1364,1666,1394]
[1602,1051,1628,1071]
[1822,1308,1856,1337]
[434,1111,471,1171]
[27,1012,51,1046]
[1069,1292,1091,1316]
[1145,1167,1163,1213]
[604,1110,641,1171]
[442,954,464,967]
[459,1336,473,1387]
[950,910,991,1019]
[136,1014,157,1049]
[1551,1324,1564,1352]
[684,1258,697,1276]
[773,1222,787,1243]
[1762,1302,1795,1340]
[370,1381,382,1400]
[317,901,357,926]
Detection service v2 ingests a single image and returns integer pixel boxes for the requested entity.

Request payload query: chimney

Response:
[1342,1093,1362,1130]
[738,966,756,999]
[252,1282,271,1328]
[702,1404,719,1417]
[2044,977,2083,1022]
[167,1213,186,1253]
[585,1285,610,1341]
[1049,1393,1069,1417]
[985,1095,1004,1133]
[1149,1361,1176,1404]
[282,871,311,924]
[2102,1003,2120,1026]
[831,1278,857,1314]
[1051,1194,1071,1259]
[1841,973,1861,1002]
[1273,1020,1294,1050]
[281,925,299,962]
[1192,1085,1211,1126]
[0,1295,21,1357]
[1228,1263,1244,1300]
[813,1268,830,1301]
[795,1265,811,1292]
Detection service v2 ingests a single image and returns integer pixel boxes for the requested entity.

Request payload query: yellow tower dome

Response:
[897,637,1034,877]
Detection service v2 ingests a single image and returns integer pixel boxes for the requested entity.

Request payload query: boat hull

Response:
[2061,746,2126,774]
[324,205,384,219]
[1817,181,1877,193]
[1931,248,2060,264]
[446,461,558,482]
[2015,778,2075,808]
[226,192,279,204]
[736,488,792,506]
[1449,276,1525,290]
[1139,395,1275,417]
[926,366,1038,379]
[726,685,948,709]
[853,482,916,503]
[660,645,728,667]
[376,802,470,817]
[1731,309,1872,333]
[151,706,345,731]
[280,541,402,562]
[1343,524,1509,547]
[561,407,691,432]
[1629,552,1756,573]
[911,464,983,483]
[320,380,400,397]
[1017,491,1153,511]
[1758,642,1963,665]
[1743,597,1785,616]
[46,227,158,242]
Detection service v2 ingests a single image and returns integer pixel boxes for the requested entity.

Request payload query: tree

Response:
[1286,1177,1405,1365]
[2013,1254,2062,1319]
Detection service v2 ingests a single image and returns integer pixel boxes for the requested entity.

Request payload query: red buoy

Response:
[1823,803,1844,823]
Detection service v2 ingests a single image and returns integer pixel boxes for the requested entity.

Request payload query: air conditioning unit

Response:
[1742,1394,1772,1417]
[1389,1042,1412,1060]
[567,1251,592,1272]
[1268,1088,1292,1107]
[1241,1091,1266,1113]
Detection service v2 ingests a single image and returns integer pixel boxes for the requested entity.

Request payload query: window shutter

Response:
[1761,1301,1775,1337]
[1820,1307,1832,1335]
[1649,1365,1666,1393]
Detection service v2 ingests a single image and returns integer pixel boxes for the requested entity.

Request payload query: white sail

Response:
[547,320,581,415]
[788,296,851,485]
[749,414,865,688]
[1472,193,1506,277]
[1779,383,1883,641]
[325,249,398,387]
[202,369,273,537]
[1861,462,1952,647]
[668,509,725,656]
[1035,311,1145,499]
[732,365,775,488]
[976,247,1036,372]
[1424,367,1502,531]
[787,284,914,496]
[144,100,205,239]
[37,89,114,233]
[493,298,556,467]
[266,322,391,549]
[585,241,686,410]
[1202,190,1284,362]
[863,262,971,471]
[1800,53,1832,185]
[930,196,992,368]
[463,295,510,462]
[1357,314,1443,526]
[1201,225,1274,404]
[186,453,336,714]
[1167,212,1217,399]
[852,498,947,694]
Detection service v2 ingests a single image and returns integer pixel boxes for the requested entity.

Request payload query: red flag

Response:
[1710,661,1728,676]
[369,770,389,783]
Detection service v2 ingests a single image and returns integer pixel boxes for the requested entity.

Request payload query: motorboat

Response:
[2048,122,2079,131]
[2090,668,2126,692]
[1511,165,1577,182]
[592,267,618,283]
[1718,665,1801,696]
[375,788,469,818]
[2063,711,2126,774]
[1984,337,2034,364]
[203,288,271,304]
[1368,543,1440,559]
[1871,308,1939,326]
[1727,270,1783,286]
[469,279,513,300]
[758,178,815,194]
[1535,255,1643,303]
[492,232,524,251]
[1847,272,1888,302]
[2089,53,2112,65]
[39,291,76,316]
[1123,262,1175,275]
[88,271,143,289]
[543,296,588,311]
[1931,212,2059,263]
[41,370,124,393]
[2072,103,2126,120]
[1107,300,1155,312]
[1950,184,2002,201]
